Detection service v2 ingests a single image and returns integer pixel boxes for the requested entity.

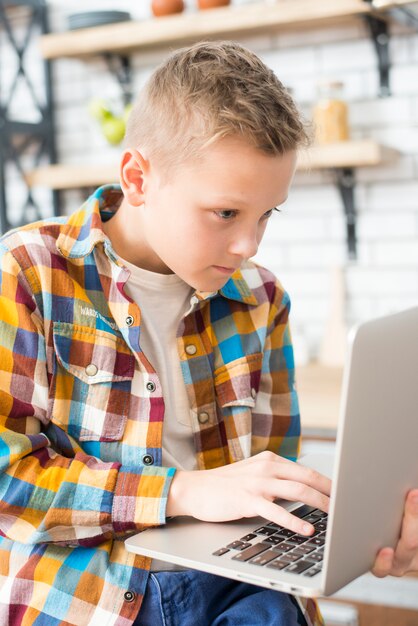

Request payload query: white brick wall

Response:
[2,0,418,357]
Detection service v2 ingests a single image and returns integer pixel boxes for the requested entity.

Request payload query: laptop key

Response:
[272,542,294,553]
[302,515,321,524]
[284,560,316,574]
[226,541,252,550]
[313,521,327,532]
[212,548,230,557]
[250,550,280,566]
[306,537,325,547]
[266,559,290,570]
[292,505,317,518]
[286,535,309,545]
[240,533,257,542]
[303,566,322,577]
[278,552,303,563]
[309,552,323,562]
[292,545,316,556]
[232,542,270,562]
[254,526,277,536]
[264,536,284,546]
[265,522,283,530]
[275,529,295,538]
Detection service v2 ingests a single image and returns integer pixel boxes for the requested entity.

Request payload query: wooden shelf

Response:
[26,163,118,190]
[39,0,375,60]
[297,139,399,170]
[26,141,399,190]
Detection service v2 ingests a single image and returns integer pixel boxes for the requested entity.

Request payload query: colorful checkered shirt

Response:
[0,185,323,625]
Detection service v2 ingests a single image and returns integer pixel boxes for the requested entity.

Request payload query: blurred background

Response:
[1,1,418,624]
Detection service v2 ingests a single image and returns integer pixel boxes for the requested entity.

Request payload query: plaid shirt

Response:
[0,185,323,626]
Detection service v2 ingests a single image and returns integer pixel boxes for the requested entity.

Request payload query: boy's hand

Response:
[167,451,331,536]
[372,489,418,577]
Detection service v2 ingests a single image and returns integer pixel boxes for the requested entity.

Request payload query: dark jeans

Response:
[133,569,308,626]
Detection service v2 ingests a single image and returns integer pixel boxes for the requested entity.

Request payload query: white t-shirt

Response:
[119,256,197,572]
[119,255,197,472]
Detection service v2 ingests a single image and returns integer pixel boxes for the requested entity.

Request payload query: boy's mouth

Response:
[212,265,237,274]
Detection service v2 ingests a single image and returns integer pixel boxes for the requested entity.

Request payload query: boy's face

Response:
[118,136,297,292]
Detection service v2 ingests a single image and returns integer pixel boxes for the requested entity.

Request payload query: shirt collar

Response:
[57,184,259,306]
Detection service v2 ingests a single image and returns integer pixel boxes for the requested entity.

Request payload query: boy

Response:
[0,41,416,626]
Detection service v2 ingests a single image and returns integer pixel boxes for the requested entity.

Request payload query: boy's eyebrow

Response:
[209,196,288,208]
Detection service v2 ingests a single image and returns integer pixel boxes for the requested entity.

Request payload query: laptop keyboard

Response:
[212,505,327,578]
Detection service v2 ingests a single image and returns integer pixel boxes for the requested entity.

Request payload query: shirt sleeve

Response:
[0,245,175,547]
[252,281,301,462]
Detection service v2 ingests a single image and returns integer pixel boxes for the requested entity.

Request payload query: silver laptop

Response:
[125,307,418,597]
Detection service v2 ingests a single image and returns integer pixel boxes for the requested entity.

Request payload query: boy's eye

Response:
[263,207,280,219]
[214,207,280,221]
[215,210,237,220]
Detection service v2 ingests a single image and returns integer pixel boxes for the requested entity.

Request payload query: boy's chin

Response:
[193,278,231,294]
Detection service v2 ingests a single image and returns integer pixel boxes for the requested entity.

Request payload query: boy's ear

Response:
[119,148,149,207]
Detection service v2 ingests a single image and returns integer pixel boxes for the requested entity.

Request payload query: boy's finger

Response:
[247,453,332,496]
[274,462,332,496]
[371,547,394,578]
[399,490,418,549]
[264,478,330,515]
[255,498,316,536]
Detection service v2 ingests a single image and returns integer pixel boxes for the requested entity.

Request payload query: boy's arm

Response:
[167,283,331,535]
[0,248,175,546]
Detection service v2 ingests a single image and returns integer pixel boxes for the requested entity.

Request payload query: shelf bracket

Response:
[363,13,391,97]
[103,53,133,106]
[333,168,357,261]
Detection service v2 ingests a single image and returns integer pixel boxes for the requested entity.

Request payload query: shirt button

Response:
[251,388,257,399]
[146,381,156,392]
[126,315,134,326]
[198,412,210,424]
[185,344,197,355]
[142,454,154,466]
[124,590,136,603]
[85,363,98,377]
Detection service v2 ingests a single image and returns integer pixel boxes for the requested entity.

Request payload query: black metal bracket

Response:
[334,168,357,261]
[362,0,418,98]
[363,14,391,97]
[103,54,133,106]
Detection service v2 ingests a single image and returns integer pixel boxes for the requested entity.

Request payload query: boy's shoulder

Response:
[0,185,119,267]
[0,215,69,264]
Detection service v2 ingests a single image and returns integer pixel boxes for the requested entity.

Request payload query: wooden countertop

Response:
[296,363,343,437]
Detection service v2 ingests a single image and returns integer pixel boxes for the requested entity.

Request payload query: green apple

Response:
[88,98,112,122]
[102,117,126,145]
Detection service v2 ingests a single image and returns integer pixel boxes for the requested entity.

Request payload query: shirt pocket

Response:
[213,353,263,461]
[214,353,263,409]
[51,322,135,441]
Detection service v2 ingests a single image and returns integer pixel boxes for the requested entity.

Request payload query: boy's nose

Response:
[228,232,259,260]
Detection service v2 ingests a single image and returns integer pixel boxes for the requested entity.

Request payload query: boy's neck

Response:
[102,198,174,275]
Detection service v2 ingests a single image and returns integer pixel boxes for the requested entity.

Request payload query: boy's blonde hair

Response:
[125,40,309,174]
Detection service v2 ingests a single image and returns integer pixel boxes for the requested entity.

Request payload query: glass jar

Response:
[313,81,349,145]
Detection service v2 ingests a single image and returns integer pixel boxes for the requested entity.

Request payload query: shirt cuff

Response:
[112,465,176,532]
